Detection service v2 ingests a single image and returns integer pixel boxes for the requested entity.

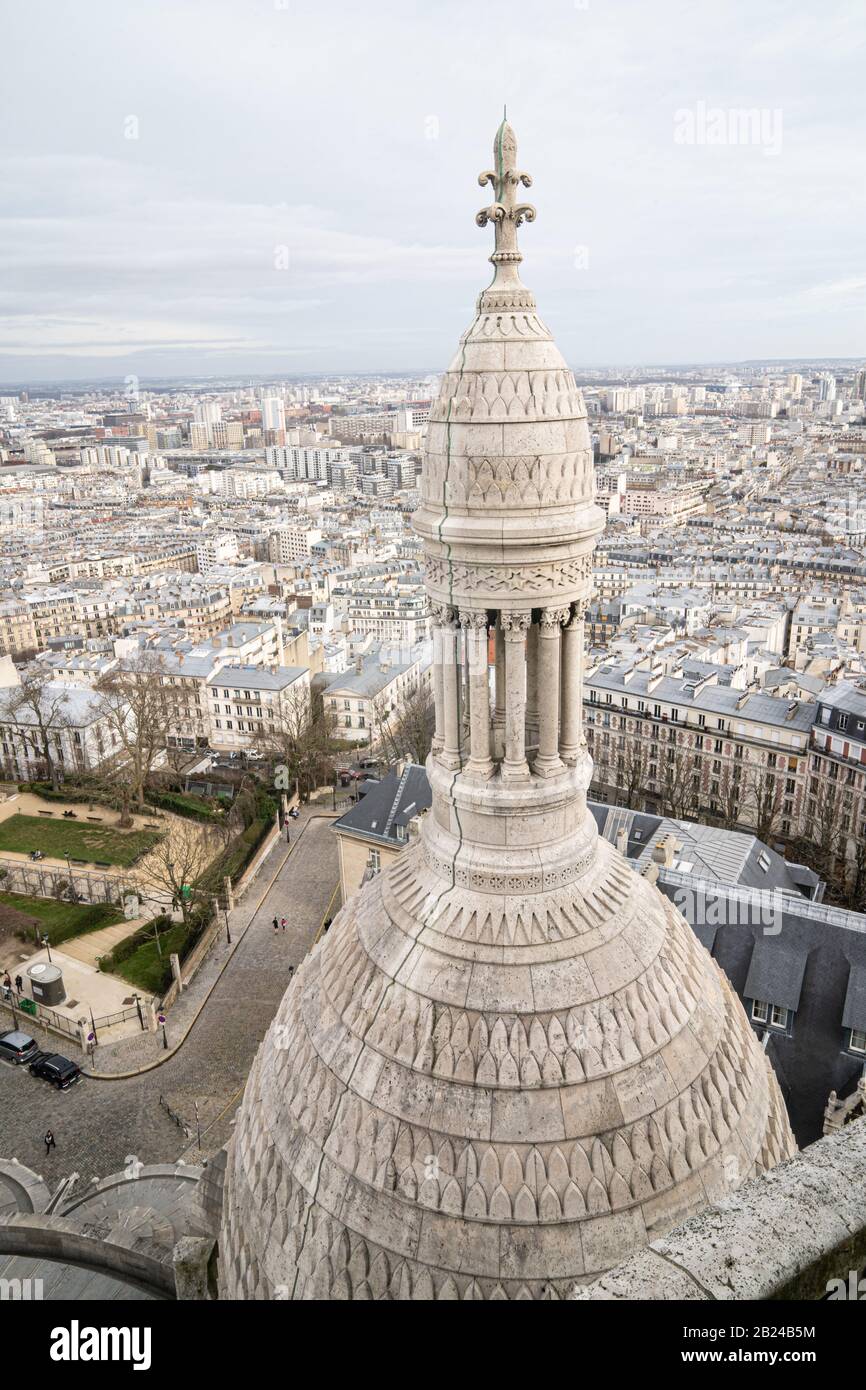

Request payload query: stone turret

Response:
[218,119,795,1301]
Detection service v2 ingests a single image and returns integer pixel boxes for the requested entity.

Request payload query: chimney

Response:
[652,833,678,868]
[355,656,363,675]
[615,826,628,857]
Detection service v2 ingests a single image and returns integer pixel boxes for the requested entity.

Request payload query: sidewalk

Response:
[85,806,336,1077]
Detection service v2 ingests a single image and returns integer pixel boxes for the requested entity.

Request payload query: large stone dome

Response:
[219,119,795,1300]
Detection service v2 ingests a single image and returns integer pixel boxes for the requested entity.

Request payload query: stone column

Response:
[525,619,539,746]
[493,616,506,759]
[560,601,585,764]
[460,609,493,778]
[500,611,531,781]
[439,607,462,769]
[430,603,448,753]
[534,606,569,776]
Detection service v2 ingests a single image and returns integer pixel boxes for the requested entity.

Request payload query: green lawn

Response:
[111,922,189,994]
[0,892,124,946]
[0,814,161,866]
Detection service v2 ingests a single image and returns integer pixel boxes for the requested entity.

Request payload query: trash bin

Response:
[19,998,36,1016]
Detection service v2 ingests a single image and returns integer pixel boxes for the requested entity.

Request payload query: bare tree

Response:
[371,683,434,768]
[849,833,866,914]
[5,672,73,790]
[659,745,700,820]
[619,727,650,809]
[743,765,785,844]
[263,684,336,798]
[795,777,848,893]
[96,653,183,816]
[587,729,615,801]
[136,817,223,927]
[713,759,745,831]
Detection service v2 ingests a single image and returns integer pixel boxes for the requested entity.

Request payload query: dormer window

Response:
[752,1000,787,1029]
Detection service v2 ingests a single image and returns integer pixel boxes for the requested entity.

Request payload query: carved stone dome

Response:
[218,119,795,1301]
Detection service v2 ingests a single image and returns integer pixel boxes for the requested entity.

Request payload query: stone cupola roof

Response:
[219,119,795,1302]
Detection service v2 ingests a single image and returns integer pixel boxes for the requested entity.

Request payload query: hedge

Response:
[144,789,223,823]
[18,782,95,804]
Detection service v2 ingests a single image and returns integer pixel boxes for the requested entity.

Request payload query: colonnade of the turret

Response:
[429,601,586,781]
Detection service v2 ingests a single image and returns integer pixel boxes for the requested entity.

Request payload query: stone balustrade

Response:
[573,1117,866,1301]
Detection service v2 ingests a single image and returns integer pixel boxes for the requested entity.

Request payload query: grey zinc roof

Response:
[206,664,307,691]
[819,681,866,720]
[321,657,414,698]
[842,966,866,1033]
[743,938,809,1012]
[589,662,815,731]
[333,764,431,846]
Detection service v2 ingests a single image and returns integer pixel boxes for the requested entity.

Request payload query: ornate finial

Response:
[476,118,536,285]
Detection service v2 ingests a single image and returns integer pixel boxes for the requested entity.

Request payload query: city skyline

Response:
[2,0,864,382]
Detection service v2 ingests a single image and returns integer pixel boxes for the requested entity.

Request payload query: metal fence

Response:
[0,857,131,905]
[0,993,145,1042]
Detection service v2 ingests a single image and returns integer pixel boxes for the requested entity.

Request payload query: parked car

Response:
[0,1030,39,1065]
[245,750,265,762]
[29,1052,82,1090]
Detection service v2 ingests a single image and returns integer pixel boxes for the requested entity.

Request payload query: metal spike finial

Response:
[476,117,536,282]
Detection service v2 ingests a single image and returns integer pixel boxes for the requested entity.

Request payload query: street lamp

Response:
[41,933,52,964]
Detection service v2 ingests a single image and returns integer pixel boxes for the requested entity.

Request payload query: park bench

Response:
[94,861,111,870]
[71,858,87,867]
[37,810,54,817]
[86,816,103,823]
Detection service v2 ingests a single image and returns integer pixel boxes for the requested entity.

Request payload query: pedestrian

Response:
[272,916,279,933]
[44,1130,55,1157]
[322,918,332,934]
[288,965,294,979]
[2,972,10,991]
[280,916,287,932]
[14,975,23,994]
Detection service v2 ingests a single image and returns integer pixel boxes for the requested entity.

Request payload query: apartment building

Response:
[268,524,323,564]
[319,649,429,743]
[0,599,38,657]
[0,682,126,782]
[207,664,310,752]
[584,659,813,840]
[807,681,866,864]
[344,582,429,647]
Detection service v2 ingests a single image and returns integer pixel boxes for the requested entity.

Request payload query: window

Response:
[850,1029,866,1054]
[839,714,849,731]
[752,999,787,1029]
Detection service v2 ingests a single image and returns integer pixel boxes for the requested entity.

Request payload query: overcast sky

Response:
[1,0,864,383]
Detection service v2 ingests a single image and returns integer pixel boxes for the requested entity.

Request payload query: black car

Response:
[0,1030,39,1065]
[28,1052,81,1089]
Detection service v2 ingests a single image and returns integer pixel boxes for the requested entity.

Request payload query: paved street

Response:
[0,813,339,1184]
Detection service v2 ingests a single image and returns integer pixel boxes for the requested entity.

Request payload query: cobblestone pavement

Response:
[0,812,340,1184]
